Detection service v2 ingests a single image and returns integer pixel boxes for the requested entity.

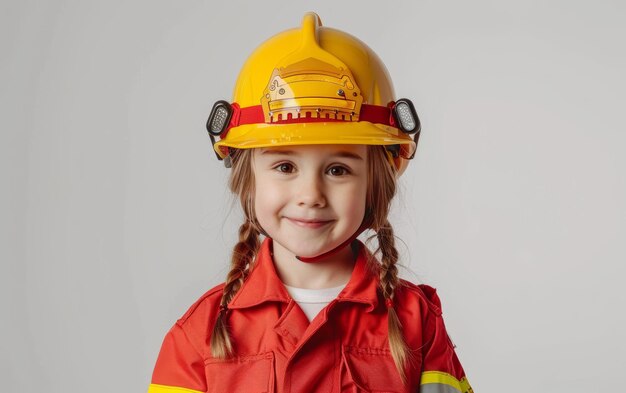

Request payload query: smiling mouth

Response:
[285,217,334,229]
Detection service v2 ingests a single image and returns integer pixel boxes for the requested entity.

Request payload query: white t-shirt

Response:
[284,284,346,322]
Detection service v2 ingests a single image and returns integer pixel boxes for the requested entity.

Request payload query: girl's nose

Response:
[296,174,326,208]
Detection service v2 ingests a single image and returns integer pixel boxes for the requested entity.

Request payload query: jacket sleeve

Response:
[418,285,473,393]
[148,322,207,393]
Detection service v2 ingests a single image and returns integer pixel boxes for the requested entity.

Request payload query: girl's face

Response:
[252,144,368,260]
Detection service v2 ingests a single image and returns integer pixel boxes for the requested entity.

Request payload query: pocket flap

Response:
[342,346,405,393]
[205,352,275,393]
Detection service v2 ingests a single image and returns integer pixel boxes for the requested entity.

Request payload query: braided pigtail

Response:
[210,220,260,358]
[366,146,411,383]
[377,220,410,383]
[211,149,261,358]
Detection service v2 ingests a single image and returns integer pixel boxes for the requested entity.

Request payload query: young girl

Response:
[149,12,472,393]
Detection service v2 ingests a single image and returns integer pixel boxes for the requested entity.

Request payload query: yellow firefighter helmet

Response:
[206,12,420,175]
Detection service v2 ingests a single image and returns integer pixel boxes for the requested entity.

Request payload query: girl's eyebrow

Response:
[331,151,364,160]
[259,149,364,160]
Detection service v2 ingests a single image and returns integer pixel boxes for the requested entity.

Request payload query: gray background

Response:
[2,0,625,392]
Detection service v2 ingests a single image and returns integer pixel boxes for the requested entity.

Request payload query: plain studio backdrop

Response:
[2,0,625,392]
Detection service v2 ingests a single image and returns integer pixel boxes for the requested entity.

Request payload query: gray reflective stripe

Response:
[420,383,461,393]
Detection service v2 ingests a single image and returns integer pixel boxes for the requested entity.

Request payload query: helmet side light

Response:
[206,100,233,163]
[206,100,233,137]
[393,99,421,135]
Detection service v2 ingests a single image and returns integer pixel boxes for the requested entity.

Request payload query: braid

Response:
[363,146,411,382]
[210,219,261,358]
[377,221,399,299]
[377,219,411,384]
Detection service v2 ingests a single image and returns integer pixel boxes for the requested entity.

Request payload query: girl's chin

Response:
[271,239,351,262]
[280,246,330,260]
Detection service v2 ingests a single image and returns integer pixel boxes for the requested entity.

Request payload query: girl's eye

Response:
[328,166,349,176]
[275,163,295,173]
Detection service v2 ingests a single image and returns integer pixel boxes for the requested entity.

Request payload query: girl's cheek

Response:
[255,185,285,212]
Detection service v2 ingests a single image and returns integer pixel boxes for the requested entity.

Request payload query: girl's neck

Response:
[271,240,356,289]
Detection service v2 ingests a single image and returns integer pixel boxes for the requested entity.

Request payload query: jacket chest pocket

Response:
[341,346,407,393]
[205,351,275,393]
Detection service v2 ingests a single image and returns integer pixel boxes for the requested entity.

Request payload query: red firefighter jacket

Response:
[148,238,473,393]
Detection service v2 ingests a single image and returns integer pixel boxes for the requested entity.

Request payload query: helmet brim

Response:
[214,122,416,159]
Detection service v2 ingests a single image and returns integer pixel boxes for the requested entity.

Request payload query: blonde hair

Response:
[210,146,410,382]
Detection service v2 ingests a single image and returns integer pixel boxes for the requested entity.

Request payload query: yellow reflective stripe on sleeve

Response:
[421,371,473,393]
[147,383,204,393]
[459,377,473,393]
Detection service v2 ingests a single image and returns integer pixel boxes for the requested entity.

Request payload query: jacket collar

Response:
[228,238,380,312]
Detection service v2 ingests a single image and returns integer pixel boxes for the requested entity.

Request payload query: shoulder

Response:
[177,282,225,325]
[395,279,443,317]
[173,283,225,339]
[393,280,457,351]
[155,283,225,360]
